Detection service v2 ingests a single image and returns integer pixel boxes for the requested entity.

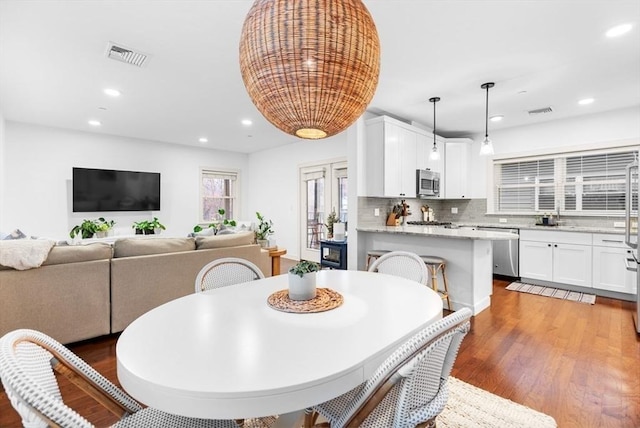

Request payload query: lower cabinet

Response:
[519,230,592,288]
[520,230,637,296]
[592,234,636,294]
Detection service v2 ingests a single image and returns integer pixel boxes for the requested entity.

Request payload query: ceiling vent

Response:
[106,42,148,67]
[528,106,554,115]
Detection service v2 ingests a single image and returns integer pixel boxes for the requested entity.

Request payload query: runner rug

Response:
[506,281,596,304]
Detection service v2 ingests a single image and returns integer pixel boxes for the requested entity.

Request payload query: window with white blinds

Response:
[200,169,238,222]
[493,148,637,215]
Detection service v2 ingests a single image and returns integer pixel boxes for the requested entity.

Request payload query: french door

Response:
[299,159,347,261]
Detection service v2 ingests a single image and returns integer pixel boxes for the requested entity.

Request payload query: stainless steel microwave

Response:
[416,169,440,197]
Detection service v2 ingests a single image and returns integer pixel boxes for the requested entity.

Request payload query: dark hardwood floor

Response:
[1,270,638,427]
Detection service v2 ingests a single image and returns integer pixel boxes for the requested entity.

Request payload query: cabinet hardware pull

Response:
[602,239,623,243]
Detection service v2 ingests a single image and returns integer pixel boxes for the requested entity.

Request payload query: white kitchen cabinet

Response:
[519,240,553,281]
[443,138,472,199]
[364,116,428,198]
[592,234,636,294]
[519,230,592,287]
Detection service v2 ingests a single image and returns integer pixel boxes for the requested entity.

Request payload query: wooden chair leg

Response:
[440,263,451,310]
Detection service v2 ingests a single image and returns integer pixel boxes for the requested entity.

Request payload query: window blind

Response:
[492,147,637,215]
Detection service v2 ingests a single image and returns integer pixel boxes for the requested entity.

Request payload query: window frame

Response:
[199,168,240,224]
[487,140,638,216]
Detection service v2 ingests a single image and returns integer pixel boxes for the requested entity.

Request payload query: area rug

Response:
[506,281,596,304]
[250,376,557,428]
[438,377,557,428]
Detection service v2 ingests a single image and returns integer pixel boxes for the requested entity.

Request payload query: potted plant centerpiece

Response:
[255,211,274,248]
[288,260,321,300]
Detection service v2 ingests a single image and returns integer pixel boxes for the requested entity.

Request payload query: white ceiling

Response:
[1,0,639,154]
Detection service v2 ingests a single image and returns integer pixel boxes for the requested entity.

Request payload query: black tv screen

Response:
[73,167,161,212]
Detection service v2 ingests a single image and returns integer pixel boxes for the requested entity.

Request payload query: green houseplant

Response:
[288,260,320,300]
[193,209,236,235]
[133,217,166,235]
[69,219,99,239]
[149,217,166,234]
[95,217,115,238]
[255,211,274,247]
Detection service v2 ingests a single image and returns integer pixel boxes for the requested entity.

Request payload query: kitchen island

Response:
[357,224,519,315]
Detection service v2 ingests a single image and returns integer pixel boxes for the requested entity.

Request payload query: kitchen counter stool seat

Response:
[420,255,452,310]
[365,249,391,270]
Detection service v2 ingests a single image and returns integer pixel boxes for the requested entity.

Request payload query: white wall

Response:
[467,106,640,198]
[2,121,250,239]
[246,132,348,260]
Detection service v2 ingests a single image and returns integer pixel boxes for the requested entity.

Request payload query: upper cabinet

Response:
[443,138,472,199]
[364,116,429,198]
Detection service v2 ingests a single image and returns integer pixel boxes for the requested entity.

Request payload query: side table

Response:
[267,247,287,275]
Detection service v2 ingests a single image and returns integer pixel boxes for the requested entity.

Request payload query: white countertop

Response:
[357,224,518,240]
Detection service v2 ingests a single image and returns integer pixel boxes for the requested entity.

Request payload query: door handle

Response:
[624,257,637,272]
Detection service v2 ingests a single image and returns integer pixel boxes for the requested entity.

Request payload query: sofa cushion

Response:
[113,237,196,258]
[43,242,113,266]
[195,231,255,249]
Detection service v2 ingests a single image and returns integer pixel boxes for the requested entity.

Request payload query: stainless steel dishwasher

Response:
[478,227,519,277]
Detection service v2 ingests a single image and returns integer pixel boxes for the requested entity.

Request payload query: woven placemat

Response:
[267,288,343,313]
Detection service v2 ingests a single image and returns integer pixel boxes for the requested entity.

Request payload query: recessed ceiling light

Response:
[199,137,208,143]
[88,120,101,126]
[578,98,594,105]
[490,115,504,122]
[606,23,632,38]
[103,88,121,97]
[241,119,253,126]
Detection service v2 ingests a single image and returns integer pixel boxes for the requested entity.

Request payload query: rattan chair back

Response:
[0,329,262,428]
[308,308,472,428]
[195,257,265,293]
[367,250,430,286]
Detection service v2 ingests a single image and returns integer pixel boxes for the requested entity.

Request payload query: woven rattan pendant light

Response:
[239,0,380,139]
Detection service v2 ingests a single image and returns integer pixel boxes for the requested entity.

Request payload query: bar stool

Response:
[419,255,451,310]
[366,249,391,270]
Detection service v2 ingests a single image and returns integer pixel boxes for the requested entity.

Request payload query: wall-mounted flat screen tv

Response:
[73,167,161,212]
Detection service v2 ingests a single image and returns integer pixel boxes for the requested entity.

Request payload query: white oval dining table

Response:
[116,269,443,420]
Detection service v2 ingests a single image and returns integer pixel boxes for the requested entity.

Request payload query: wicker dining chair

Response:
[0,329,261,428]
[304,308,472,428]
[195,257,265,293]
[367,250,430,286]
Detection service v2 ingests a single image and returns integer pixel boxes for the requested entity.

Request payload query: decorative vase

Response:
[288,272,317,301]
[95,231,107,239]
[257,239,268,248]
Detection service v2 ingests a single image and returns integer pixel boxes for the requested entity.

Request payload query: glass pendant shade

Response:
[479,136,494,155]
[430,144,441,160]
[239,0,380,139]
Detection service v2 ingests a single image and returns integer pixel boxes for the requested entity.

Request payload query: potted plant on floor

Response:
[255,211,274,248]
[288,260,321,300]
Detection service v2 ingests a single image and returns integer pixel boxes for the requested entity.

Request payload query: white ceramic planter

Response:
[288,272,317,301]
